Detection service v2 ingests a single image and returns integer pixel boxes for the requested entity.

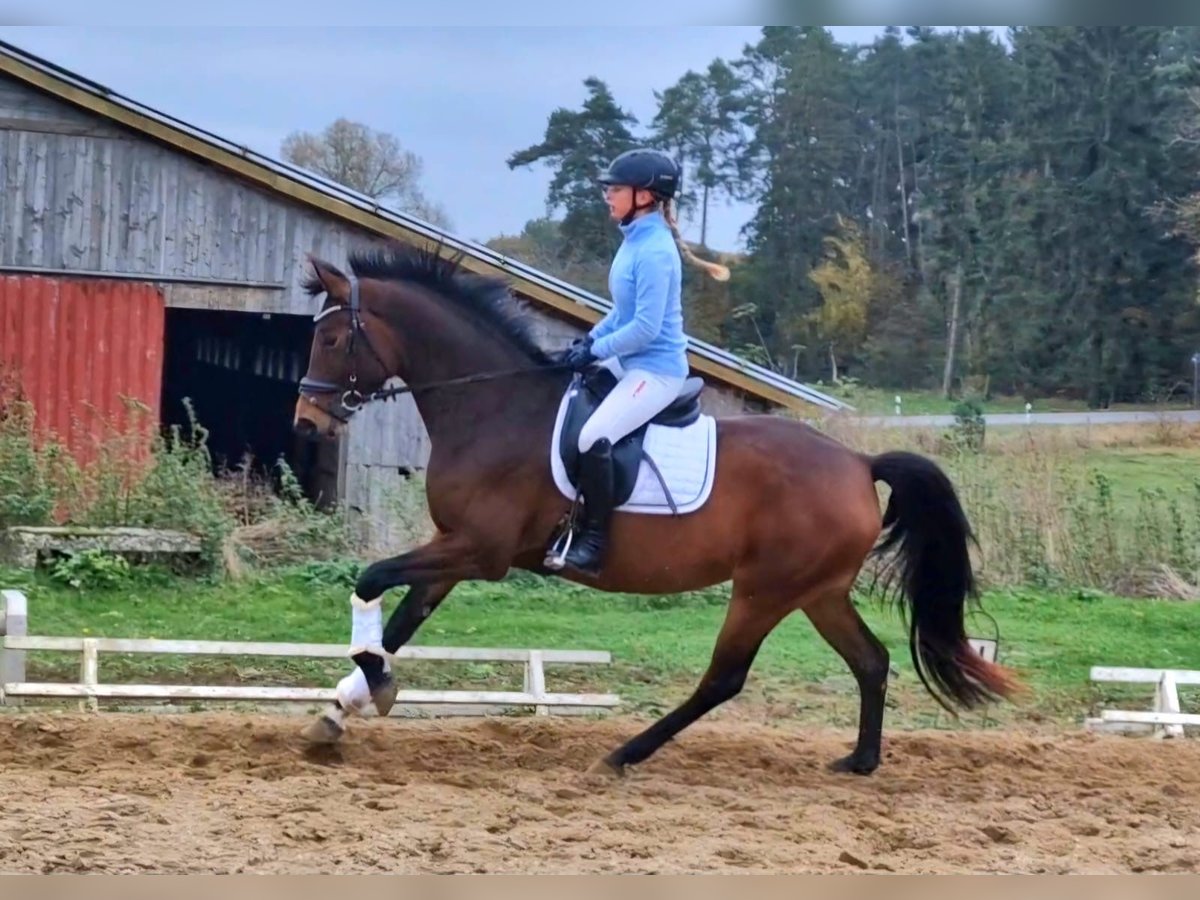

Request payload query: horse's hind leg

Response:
[591,586,788,777]
[801,589,890,775]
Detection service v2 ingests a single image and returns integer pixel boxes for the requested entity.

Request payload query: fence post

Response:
[528,650,548,716]
[1155,671,1184,739]
[81,637,100,712]
[1,589,29,705]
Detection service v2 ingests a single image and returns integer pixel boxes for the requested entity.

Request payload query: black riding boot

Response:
[564,438,615,575]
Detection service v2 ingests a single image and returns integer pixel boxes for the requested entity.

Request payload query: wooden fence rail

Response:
[1086,666,1200,738]
[1,590,619,716]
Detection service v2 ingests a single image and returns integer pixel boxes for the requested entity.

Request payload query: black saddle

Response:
[557,365,705,508]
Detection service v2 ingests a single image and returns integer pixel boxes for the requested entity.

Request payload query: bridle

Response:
[297,272,571,422]
[297,273,392,418]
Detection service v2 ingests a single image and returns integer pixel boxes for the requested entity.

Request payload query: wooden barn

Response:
[0,39,847,552]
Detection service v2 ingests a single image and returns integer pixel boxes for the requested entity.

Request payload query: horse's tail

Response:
[867,450,1021,712]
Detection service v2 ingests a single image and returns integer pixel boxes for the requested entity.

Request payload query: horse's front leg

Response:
[301,532,497,744]
[342,579,459,716]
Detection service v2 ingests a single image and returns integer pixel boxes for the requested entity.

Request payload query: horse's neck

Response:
[381,301,565,454]
[416,366,567,469]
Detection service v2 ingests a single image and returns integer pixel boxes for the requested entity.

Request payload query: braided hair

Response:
[659,198,730,282]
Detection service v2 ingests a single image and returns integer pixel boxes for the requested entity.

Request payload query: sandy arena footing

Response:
[0,712,1197,874]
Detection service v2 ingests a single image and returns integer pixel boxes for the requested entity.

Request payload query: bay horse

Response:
[292,241,1019,777]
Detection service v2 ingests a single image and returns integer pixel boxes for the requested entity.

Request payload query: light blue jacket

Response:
[589,211,689,378]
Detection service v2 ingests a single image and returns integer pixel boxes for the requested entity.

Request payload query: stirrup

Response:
[544,491,584,571]
[543,527,575,571]
[562,526,607,574]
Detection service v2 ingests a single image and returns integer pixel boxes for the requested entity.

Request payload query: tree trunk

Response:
[1087,310,1105,409]
[894,83,912,268]
[942,261,964,398]
[911,141,926,279]
[871,136,886,260]
[700,183,710,248]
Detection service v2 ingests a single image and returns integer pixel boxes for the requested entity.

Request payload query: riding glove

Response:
[559,337,597,372]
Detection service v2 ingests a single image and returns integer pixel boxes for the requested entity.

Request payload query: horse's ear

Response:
[306,254,350,302]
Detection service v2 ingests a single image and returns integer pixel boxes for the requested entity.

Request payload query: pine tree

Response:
[506,77,639,265]
[652,60,748,248]
[734,27,860,376]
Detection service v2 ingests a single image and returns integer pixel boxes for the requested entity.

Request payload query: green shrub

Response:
[48,549,132,591]
[0,390,350,579]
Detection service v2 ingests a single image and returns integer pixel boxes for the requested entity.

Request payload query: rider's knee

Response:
[577,421,606,454]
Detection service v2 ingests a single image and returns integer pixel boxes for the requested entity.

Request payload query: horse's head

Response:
[295,242,565,440]
[294,255,398,438]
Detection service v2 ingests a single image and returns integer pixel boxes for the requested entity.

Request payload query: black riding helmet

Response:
[598,148,681,201]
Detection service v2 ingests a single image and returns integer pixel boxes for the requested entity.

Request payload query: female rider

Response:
[554,148,729,575]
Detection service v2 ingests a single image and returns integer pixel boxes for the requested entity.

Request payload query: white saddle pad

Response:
[548,387,718,516]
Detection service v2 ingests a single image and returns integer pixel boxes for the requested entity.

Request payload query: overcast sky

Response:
[0,20,989,252]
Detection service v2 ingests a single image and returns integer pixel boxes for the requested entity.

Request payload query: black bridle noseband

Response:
[297,272,571,421]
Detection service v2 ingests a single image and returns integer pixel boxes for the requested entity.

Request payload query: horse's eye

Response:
[320,332,338,349]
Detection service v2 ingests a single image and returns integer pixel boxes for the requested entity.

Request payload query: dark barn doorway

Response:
[159,307,342,510]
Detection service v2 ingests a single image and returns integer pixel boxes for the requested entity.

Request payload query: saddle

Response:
[556,364,705,509]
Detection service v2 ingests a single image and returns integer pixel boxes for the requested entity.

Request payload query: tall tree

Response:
[1006,27,1200,405]
[808,216,876,382]
[506,77,639,264]
[733,26,860,376]
[1152,26,1200,267]
[281,117,450,227]
[651,60,748,248]
[914,27,1016,396]
[853,26,916,268]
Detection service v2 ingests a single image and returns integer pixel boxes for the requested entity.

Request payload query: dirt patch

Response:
[1,712,1197,874]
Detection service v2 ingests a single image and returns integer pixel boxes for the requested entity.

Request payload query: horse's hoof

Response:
[828,752,878,776]
[586,756,625,779]
[371,675,398,718]
[301,714,345,745]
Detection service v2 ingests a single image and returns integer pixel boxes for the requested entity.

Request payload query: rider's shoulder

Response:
[634,226,679,261]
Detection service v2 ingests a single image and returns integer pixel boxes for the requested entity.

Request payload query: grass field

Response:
[3,561,1197,732]
[1081,445,1200,504]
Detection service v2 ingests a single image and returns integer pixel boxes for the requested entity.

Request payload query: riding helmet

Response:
[598,149,682,200]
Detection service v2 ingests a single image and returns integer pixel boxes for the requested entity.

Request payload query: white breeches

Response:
[577,358,688,453]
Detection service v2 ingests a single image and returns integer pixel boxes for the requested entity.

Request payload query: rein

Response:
[298,272,569,417]
[345,363,570,408]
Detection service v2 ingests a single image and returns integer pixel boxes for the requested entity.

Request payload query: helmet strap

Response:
[620,188,659,226]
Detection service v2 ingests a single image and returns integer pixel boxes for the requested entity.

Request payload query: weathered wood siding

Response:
[0,73,384,309]
[0,71,763,552]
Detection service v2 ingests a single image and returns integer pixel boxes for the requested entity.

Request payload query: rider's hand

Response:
[558,336,596,372]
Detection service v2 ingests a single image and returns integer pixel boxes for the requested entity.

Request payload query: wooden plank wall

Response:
[0,73,383,310]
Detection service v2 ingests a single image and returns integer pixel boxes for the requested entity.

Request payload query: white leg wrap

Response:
[335,666,373,713]
[348,592,387,663]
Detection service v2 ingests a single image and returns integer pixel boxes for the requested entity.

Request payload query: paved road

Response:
[848,409,1200,428]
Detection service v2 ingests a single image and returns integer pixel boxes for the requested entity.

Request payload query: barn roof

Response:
[0,38,850,413]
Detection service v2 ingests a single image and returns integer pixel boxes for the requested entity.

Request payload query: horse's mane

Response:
[302,241,553,365]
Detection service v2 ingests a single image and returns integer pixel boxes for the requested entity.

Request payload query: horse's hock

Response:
[0,526,203,569]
